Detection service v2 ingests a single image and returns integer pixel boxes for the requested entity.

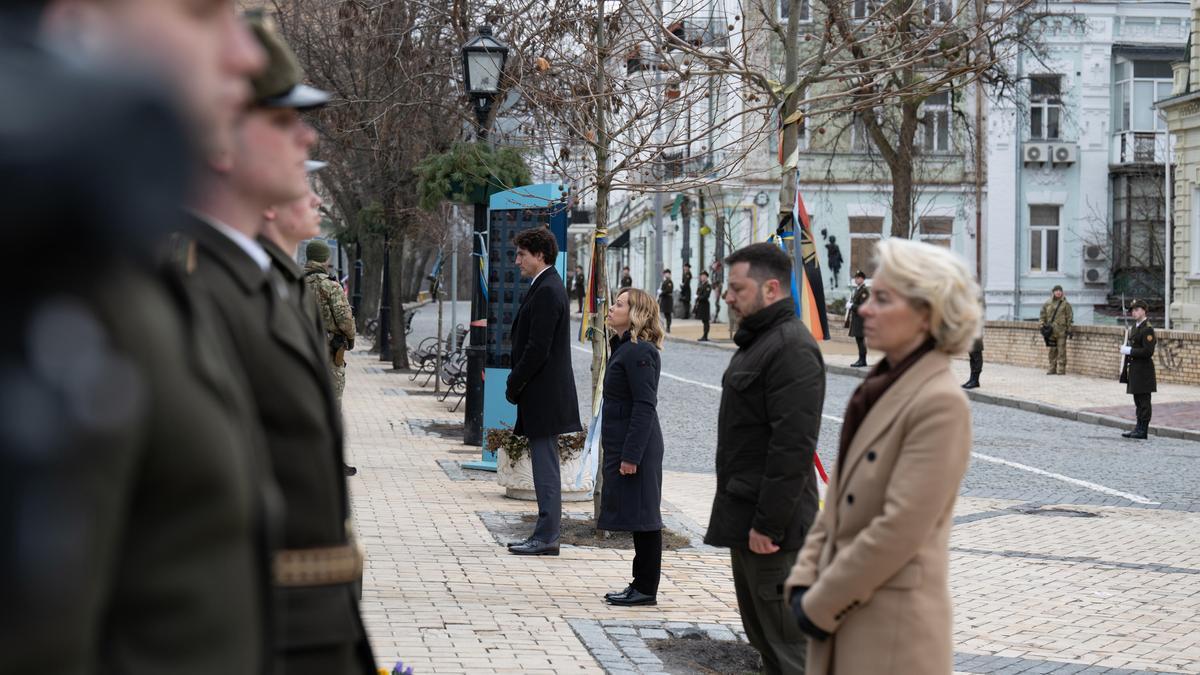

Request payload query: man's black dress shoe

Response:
[506,538,531,549]
[605,585,634,601]
[962,379,979,389]
[509,540,560,556]
[850,360,867,368]
[606,588,656,606]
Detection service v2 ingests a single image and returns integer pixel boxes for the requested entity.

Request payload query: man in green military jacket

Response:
[304,240,356,409]
[1120,299,1157,440]
[1040,285,1073,375]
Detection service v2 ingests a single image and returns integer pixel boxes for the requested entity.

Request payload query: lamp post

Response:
[461,25,509,447]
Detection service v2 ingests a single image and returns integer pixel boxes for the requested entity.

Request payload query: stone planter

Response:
[495,440,594,502]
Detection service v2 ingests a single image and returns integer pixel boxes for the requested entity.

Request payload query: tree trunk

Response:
[889,158,915,238]
[390,236,411,370]
[591,0,610,524]
[362,237,384,351]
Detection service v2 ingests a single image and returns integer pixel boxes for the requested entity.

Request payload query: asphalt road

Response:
[406,303,1200,512]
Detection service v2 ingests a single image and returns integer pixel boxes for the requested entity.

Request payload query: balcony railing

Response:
[1112,131,1167,165]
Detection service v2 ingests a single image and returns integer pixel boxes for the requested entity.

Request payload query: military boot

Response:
[1129,424,1149,440]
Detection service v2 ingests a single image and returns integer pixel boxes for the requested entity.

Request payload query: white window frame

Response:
[1112,58,1174,134]
[919,217,954,247]
[780,0,812,22]
[925,0,952,24]
[849,216,884,277]
[1029,74,1063,141]
[920,90,953,153]
[852,0,879,21]
[1029,204,1062,274]
[1191,187,1200,278]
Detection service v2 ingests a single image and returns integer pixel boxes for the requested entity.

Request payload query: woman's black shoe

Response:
[606,589,657,606]
[850,360,867,368]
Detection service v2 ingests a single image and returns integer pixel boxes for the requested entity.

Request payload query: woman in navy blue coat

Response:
[599,287,666,607]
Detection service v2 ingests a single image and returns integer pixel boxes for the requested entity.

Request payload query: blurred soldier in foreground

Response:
[181,17,376,674]
[1,1,275,673]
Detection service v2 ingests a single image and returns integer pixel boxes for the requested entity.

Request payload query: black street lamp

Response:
[461,25,508,447]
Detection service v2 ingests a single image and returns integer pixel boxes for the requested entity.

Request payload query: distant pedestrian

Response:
[694,271,713,341]
[847,270,869,367]
[599,288,666,607]
[705,242,824,675]
[710,257,724,321]
[825,237,843,289]
[962,336,984,389]
[620,266,633,289]
[1119,299,1156,440]
[680,263,693,319]
[786,238,980,675]
[658,269,675,333]
[506,227,583,556]
[572,265,586,314]
[1039,285,1073,375]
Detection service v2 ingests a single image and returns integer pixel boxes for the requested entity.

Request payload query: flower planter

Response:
[489,428,594,502]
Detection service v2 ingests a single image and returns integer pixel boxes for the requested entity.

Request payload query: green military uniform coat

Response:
[3,263,275,675]
[185,218,375,674]
[1122,320,1157,395]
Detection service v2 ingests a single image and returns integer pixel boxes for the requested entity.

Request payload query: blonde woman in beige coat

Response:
[785,238,982,674]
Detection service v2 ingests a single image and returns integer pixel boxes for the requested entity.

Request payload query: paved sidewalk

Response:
[665,317,1200,438]
[346,348,1200,674]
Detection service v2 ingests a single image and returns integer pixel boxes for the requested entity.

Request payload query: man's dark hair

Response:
[725,243,792,289]
[513,227,558,264]
[699,270,709,277]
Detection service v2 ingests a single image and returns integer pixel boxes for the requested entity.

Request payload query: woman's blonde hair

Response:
[872,238,982,355]
[615,287,665,349]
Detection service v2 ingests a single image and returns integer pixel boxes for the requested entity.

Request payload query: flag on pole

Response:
[579,228,607,342]
[791,175,829,341]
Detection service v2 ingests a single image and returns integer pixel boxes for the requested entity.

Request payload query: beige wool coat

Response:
[785,351,971,675]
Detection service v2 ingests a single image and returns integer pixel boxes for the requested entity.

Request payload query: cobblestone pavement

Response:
[346,306,1200,673]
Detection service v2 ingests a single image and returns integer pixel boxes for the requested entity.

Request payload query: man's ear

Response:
[263,208,277,221]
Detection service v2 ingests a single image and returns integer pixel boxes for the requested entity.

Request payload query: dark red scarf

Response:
[837,338,937,473]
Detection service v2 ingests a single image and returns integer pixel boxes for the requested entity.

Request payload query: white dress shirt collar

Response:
[192,212,272,273]
[531,264,552,286]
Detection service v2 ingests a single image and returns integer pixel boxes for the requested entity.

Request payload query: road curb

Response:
[665,336,1200,443]
[826,363,1200,443]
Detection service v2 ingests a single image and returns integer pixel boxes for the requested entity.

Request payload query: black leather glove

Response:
[789,587,831,641]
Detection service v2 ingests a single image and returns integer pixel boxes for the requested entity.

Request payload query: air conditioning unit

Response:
[1023,143,1048,164]
[1049,143,1077,164]
[1082,244,1109,285]
[1083,244,1106,262]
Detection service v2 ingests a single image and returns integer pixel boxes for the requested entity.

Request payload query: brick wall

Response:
[826,315,1200,386]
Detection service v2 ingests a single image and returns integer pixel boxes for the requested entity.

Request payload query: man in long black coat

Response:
[1120,299,1157,440]
[705,243,823,675]
[506,227,582,556]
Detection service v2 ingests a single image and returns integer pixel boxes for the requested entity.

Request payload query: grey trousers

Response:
[730,547,807,675]
[529,435,561,544]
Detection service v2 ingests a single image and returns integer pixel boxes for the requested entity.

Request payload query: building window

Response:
[1029,75,1063,140]
[1029,205,1060,273]
[1112,59,1174,134]
[780,0,811,22]
[920,90,952,153]
[925,0,951,23]
[1193,188,1200,276]
[852,0,878,20]
[919,217,953,248]
[849,216,883,276]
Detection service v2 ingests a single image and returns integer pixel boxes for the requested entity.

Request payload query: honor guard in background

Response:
[847,270,869,367]
[658,269,675,333]
[1040,285,1073,375]
[680,263,693,319]
[305,240,356,410]
[572,265,587,314]
[694,270,713,341]
[182,16,376,674]
[1120,299,1157,440]
[2,2,276,674]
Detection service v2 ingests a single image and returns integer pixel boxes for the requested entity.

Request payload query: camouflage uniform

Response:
[1039,288,1073,375]
[304,259,355,406]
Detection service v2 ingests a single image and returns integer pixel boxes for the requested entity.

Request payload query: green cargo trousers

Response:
[731,547,807,675]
